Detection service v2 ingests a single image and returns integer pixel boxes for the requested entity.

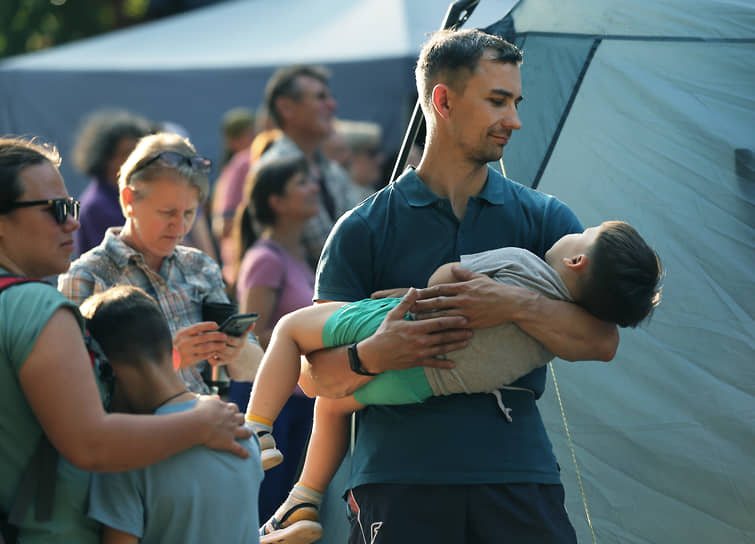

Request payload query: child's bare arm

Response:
[278,302,348,355]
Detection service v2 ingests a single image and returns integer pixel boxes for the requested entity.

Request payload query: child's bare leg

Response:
[260,395,365,543]
[299,395,365,492]
[246,302,346,421]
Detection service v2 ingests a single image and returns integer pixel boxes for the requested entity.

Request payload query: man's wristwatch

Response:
[348,343,377,376]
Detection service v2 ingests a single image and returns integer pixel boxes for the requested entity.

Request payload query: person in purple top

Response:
[72,109,151,256]
[232,154,321,524]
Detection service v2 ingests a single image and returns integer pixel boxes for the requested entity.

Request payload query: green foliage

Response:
[0,0,152,59]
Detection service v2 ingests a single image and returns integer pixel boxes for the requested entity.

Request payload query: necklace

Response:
[155,390,192,410]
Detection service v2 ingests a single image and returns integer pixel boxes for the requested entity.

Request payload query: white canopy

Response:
[0,0,515,197]
[0,0,513,70]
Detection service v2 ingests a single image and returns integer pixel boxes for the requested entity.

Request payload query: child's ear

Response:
[563,254,589,272]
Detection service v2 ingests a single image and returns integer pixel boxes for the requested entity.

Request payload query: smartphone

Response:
[217,312,259,337]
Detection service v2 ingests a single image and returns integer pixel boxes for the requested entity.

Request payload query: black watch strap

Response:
[348,343,377,376]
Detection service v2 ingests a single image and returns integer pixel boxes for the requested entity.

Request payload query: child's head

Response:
[80,286,175,412]
[81,285,173,365]
[547,221,662,327]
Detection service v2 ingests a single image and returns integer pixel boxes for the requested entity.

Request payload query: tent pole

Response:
[389,0,481,183]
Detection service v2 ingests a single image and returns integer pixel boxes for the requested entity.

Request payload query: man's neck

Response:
[285,130,321,158]
[415,143,490,221]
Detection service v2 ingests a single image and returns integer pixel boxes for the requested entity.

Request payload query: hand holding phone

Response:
[217,312,259,337]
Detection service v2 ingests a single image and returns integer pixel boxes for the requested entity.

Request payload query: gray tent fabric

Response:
[486,1,755,542]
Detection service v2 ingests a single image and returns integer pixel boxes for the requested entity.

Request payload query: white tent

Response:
[491,1,754,542]
[0,0,515,197]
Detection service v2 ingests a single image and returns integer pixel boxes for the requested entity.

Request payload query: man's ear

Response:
[431,84,452,120]
[563,254,590,273]
[275,96,295,125]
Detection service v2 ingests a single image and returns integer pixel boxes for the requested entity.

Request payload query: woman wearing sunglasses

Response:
[59,132,262,394]
[0,137,252,543]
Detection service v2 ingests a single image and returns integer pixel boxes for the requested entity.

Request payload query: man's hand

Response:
[356,288,473,374]
[412,265,526,329]
[414,265,618,361]
[370,287,410,299]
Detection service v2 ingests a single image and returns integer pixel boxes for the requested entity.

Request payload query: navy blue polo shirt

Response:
[315,166,582,488]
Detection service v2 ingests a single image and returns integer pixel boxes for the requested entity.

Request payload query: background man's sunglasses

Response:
[0,197,80,225]
[133,151,212,175]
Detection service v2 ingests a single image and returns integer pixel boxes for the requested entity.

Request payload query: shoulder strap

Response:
[0,274,58,539]
[0,275,40,292]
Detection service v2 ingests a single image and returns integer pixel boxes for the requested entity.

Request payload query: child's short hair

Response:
[579,221,662,327]
[80,286,173,365]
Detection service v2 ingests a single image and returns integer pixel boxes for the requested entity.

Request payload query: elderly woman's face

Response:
[125,176,199,262]
[0,162,79,278]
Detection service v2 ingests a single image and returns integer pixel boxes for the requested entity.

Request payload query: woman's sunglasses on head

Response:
[133,151,212,176]
[0,197,80,225]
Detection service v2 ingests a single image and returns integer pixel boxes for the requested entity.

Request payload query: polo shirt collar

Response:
[399,165,508,207]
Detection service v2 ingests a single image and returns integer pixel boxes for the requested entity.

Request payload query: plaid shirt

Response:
[259,135,361,268]
[58,228,232,394]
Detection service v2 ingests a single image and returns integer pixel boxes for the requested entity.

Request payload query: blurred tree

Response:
[0,0,224,59]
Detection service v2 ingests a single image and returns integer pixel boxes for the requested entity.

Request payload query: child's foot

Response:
[257,430,284,471]
[259,503,322,544]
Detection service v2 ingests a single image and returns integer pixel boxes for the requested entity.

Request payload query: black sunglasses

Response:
[0,197,80,225]
[133,151,212,176]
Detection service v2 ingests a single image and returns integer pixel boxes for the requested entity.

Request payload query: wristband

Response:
[348,343,377,376]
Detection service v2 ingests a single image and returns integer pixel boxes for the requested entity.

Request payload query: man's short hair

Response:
[578,221,663,328]
[415,29,523,114]
[222,107,256,140]
[80,286,173,366]
[264,65,331,129]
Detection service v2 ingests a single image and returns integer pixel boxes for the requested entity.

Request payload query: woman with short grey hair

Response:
[60,132,262,394]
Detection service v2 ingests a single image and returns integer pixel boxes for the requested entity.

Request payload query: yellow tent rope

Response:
[549,362,597,544]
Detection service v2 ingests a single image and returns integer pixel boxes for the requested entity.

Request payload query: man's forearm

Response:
[514,290,618,362]
[299,345,374,398]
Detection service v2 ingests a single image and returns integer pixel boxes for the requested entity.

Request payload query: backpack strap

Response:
[0,275,39,291]
[0,275,59,542]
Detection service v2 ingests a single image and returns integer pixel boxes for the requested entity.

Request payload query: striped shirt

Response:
[58,228,231,393]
